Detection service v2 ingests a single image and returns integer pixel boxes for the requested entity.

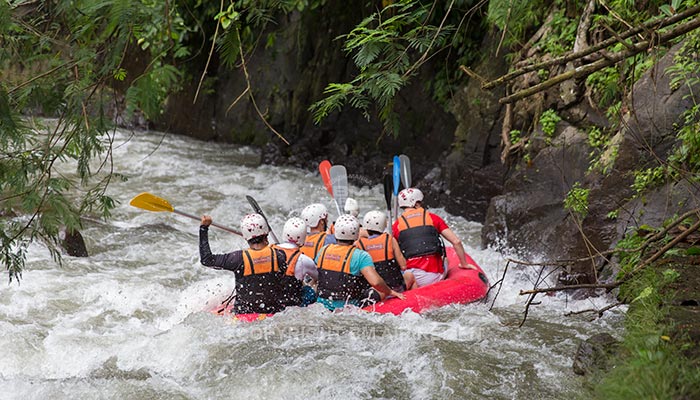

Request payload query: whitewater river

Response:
[1,128,624,399]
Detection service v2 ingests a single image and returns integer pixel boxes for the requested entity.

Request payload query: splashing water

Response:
[0,128,624,399]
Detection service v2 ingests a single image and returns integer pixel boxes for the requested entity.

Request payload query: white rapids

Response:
[0,128,624,399]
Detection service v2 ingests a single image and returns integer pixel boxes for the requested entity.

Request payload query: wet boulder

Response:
[572,332,619,376]
[61,227,88,257]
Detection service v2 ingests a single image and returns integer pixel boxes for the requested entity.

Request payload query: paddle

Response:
[399,154,411,188]
[129,192,242,235]
[329,165,348,217]
[392,156,401,219]
[246,195,279,244]
[392,155,401,196]
[319,160,333,197]
[383,174,393,229]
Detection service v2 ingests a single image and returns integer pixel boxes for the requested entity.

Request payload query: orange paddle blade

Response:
[319,160,333,197]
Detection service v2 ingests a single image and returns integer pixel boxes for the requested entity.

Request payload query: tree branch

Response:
[483,5,700,89]
[499,15,700,104]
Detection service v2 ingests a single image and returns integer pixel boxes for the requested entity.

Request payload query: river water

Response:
[1,128,624,399]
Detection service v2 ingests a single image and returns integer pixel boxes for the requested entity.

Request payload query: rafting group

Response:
[130,157,488,319]
[199,185,479,318]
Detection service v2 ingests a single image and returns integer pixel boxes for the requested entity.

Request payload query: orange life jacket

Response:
[272,245,301,277]
[237,246,285,314]
[356,233,404,290]
[300,231,327,260]
[271,245,304,307]
[316,244,369,301]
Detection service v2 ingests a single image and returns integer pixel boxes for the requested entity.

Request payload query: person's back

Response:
[316,215,405,310]
[392,188,476,288]
[273,217,318,307]
[356,210,410,291]
[300,203,336,259]
[199,213,287,314]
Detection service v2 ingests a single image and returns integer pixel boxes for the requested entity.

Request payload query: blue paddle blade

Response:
[392,155,401,196]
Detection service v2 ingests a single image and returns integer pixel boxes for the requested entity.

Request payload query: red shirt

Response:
[392,210,449,273]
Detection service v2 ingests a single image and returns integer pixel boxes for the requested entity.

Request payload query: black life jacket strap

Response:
[243,250,255,274]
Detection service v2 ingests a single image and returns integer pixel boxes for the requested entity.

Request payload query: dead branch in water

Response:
[564,301,624,320]
[504,210,700,326]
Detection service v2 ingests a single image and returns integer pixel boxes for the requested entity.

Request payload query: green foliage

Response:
[587,127,607,148]
[586,66,621,110]
[310,0,483,136]
[632,166,667,195]
[667,31,700,175]
[0,0,202,281]
[540,8,576,56]
[596,230,700,399]
[214,0,326,69]
[660,0,685,16]
[486,0,547,48]
[563,182,589,219]
[509,129,521,144]
[539,109,561,137]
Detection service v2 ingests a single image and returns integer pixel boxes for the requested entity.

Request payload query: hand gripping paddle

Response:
[246,195,279,244]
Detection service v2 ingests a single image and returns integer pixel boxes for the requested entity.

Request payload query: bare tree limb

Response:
[495,0,514,57]
[489,260,510,311]
[232,28,290,145]
[519,266,546,327]
[564,301,624,319]
[499,15,700,104]
[482,5,700,89]
[573,0,596,54]
[193,0,223,105]
[500,102,513,163]
[459,65,487,86]
[519,282,619,295]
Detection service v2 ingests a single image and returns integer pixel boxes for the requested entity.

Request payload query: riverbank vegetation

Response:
[592,225,700,399]
[3,1,700,396]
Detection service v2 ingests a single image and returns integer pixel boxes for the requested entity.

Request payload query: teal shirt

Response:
[315,245,375,310]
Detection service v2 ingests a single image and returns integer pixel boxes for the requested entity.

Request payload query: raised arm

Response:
[199,215,243,270]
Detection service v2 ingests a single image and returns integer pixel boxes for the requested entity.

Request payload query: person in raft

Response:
[392,187,477,288]
[300,203,336,259]
[273,217,319,307]
[357,210,416,291]
[329,197,368,238]
[199,213,288,315]
[316,214,405,311]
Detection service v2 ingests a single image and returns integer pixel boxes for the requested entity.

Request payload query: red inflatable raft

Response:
[207,247,489,320]
[362,247,489,315]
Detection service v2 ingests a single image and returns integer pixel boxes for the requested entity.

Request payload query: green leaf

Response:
[686,246,700,255]
[632,286,654,303]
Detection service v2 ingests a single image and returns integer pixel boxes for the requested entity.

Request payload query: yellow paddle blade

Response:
[129,192,175,212]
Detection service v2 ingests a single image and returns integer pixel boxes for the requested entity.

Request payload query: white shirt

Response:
[277,242,318,281]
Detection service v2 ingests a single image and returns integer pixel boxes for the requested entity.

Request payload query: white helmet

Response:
[334,214,360,241]
[363,210,387,232]
[240,213,269,241]
[301,203,328,227]
[344,198,359,217]
[398,187,424,208]
[283,217,307,246]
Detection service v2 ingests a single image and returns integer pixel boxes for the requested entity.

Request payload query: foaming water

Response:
[0,129,623,399]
